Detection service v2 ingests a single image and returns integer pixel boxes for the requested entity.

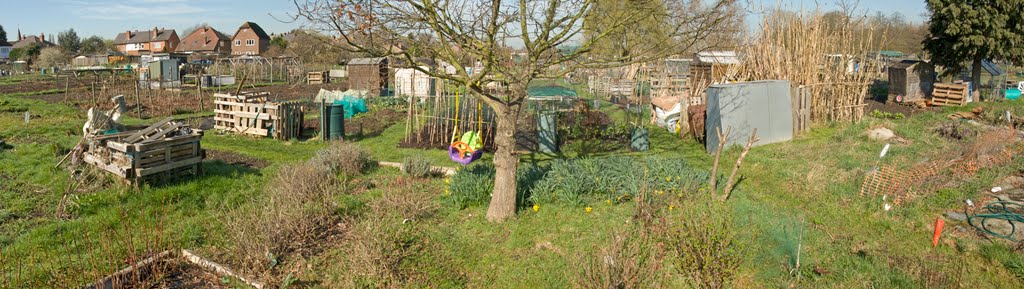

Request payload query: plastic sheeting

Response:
[316,89,370,119]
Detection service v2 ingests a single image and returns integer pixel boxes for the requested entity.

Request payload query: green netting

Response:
[528,85,578,97]
[333,96,369,119]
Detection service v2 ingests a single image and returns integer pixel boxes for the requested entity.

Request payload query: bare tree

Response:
[291,0,736,222]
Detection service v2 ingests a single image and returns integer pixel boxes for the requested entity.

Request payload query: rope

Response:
[966,200,1024,240]
[450,88,460,143]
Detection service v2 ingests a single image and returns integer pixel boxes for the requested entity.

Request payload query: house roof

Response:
[114,29,177,45]
[695,51,739,65]
[0,39,11,47]
[234,22,270,40]
[348,57,387,65]
[12,36,54,49]
[176,27,230,52]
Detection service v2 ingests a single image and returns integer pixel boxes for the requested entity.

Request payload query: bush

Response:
[308,142,373,175]
[443,163,547,209]
[402,156,433,178]
[222,163,340,281]
[572,228,663,288]
[661,202,743,289]
[530,156,710,206]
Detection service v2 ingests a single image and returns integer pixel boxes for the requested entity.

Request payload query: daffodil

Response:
[606,199,612,205]
[665,177,671,182]
[585,207,593,213]
[445,178,450,184]
[669,205,675,211]
[657,190,664,195]
[533,204,540,212]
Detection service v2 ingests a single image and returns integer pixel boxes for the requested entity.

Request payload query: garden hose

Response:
[966,200,1024,240]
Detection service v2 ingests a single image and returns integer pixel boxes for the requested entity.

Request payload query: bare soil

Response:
[205,149,270,169]
[864,98,935,117]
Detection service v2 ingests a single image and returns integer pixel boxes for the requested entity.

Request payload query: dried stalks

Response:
[730,8,885,123]
[572,228,663,289]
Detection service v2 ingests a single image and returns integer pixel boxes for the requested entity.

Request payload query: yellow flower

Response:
[606,199,612,205]
[677,193,683,198]
[445,178,450,184]
[533,204,540,212]
[444,189,450,195]
[669,205,675,211]
[657,190,664,195]
[585,207,593,213]
[676,176,680,180]
[665,177,671,182]
[455,167,460,171]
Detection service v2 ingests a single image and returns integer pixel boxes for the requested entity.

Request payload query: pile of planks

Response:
[213,92,305,139]
[83,117,204,184]
[931,83,969,107]
[307,71,328,85]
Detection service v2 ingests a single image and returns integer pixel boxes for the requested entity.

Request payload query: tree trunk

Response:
[486,104,521,222]
[972,56,983,101]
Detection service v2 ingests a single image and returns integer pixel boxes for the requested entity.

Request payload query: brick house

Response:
[114,28,180,56]
[176,26,231,55]
[12,33,56,49]
[230,22,270,56]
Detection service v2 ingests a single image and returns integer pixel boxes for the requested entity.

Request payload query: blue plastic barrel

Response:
[1006,89,1021,100]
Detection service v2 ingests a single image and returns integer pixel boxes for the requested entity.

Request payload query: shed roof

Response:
[348,57,387,65]
[982,60,1004,76]
[695,51,739,65]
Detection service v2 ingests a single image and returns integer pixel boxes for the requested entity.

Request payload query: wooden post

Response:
[135,78,142,117]
[721,129,759,201]
[708,126,730,199]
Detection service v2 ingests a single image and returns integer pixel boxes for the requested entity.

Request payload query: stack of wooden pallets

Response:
[931,83,969,107]
[213,92,305,139]
[83,117,204,184]
[307,71,328,84]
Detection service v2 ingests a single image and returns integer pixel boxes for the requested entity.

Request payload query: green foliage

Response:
[869,109,905,119]
[37,47,68,68]
[402,155,433,178]
[979,243,1024,281]
[9,43,41,62]
[530,156,710,206]
[443,163,546,209]
[0,25,6,43]
[662,202,743,289]
[270,35,288,50]
[582,0,672,59]
[924,0,1024,74]
[57,28,80,54]
[79,36,109,55]
[366,95,407,109]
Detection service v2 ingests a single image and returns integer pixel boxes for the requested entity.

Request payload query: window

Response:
[235,40,241,46]
[246,39,256,46]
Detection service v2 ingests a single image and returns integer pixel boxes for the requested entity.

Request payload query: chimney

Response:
[152,27,158,38]
[40,33,44,42]
[126,30,132,39]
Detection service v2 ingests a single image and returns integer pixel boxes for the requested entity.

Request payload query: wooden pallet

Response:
[307,71,327,85]
[931,83,968,107]
[213,92,305,139]
[83,127,204,185]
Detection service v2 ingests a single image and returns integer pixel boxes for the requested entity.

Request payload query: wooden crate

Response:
[213,92,305,139]
[931,83,969,107]
[83,129,204,184]
[307,71,328,84]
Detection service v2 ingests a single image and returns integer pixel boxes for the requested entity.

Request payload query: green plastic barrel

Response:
[328,104,345,140]
[538,113,558,153]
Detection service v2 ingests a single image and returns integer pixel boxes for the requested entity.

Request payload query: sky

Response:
[1,0,302,42]
[0,0,929,43]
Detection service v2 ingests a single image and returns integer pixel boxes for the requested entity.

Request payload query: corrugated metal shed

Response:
[695,51,740,65]
[705,80,793,153]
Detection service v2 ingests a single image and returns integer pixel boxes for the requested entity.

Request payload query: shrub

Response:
[661,202,743,289]
[572,228,663,288]
[308,142,373,175]
[402,156,433,178]
[530,156,710,206]
[222,163,340,281]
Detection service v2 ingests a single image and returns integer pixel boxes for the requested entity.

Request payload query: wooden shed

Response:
[690,51,739,93]
[887,60,935,103]
[347,57,389,96]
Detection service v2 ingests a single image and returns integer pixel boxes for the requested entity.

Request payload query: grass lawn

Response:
[2,85,1024,287]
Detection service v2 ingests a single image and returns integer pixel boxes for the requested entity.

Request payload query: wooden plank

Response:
[83,153,129,178]
[123,117,175,143]
[136,156,202,177]
[133,134,201,151]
